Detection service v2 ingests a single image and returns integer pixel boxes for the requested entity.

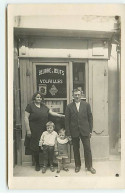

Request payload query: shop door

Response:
[19,60,70,164]
[35,63,70,132]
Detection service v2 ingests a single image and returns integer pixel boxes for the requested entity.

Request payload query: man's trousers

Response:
[72,134,92,169]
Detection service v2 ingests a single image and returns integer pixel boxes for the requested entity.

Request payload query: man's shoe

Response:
[35,164,40,171]
[88,167,96,174]
[50,165,55,172]
[42,166,47,173]
[75,166,81,173]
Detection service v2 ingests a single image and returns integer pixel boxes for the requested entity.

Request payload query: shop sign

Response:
[36,65,67,98]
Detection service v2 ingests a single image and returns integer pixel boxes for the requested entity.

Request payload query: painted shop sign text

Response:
[36,65,66,98]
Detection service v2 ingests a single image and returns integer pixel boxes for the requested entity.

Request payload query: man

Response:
[65,88,96,174]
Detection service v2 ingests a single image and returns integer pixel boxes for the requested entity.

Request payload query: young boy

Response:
[39,121,58,173]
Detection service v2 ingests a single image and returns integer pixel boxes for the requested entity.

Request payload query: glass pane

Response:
[36,64,67,113]
[36,65,67,98]
[73,63,86,98]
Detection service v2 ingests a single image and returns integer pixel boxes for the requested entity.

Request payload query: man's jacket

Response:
[65,100,93,137]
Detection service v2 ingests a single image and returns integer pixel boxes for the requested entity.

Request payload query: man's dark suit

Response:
[65,100,93,169]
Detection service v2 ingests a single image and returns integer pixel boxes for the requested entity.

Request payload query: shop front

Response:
[14,27,116,165]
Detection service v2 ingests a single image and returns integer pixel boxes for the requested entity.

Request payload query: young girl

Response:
[55,129,69,173]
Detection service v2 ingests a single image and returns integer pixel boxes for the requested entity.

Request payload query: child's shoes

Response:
[57,169,60,173]
[50,165,55,172]
[63,167,69,172]
[42,166,47,173]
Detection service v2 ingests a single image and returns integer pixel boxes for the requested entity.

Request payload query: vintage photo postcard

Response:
[8,4,125,189]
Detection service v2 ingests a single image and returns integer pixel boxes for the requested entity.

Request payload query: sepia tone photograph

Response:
[8,4,125,189]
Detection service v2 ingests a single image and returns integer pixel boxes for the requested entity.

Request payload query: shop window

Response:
[36,64,67,114]
[73,63,86,98]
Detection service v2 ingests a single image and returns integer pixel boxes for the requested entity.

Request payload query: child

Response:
[55,129,69,173]
[39,121,58,174]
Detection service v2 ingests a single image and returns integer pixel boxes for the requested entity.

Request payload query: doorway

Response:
[19,59,87,164]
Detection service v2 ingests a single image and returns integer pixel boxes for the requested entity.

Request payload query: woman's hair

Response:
[32,91,44,101]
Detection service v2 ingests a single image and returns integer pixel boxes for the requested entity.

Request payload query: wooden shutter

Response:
[89,60,108,136]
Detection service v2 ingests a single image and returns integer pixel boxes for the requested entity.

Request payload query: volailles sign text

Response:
[36,65,66,98]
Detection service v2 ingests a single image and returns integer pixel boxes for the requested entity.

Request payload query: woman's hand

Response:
[89,133,92,138]
[27,130,31,137]
[49,109,65,118]
[41,146,43,150]
[25,111,31,137]
[60,114,65,118]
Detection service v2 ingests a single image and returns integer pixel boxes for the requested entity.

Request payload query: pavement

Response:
[13,155,121,177]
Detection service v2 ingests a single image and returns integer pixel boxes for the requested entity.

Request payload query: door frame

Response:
[19,58,88,165]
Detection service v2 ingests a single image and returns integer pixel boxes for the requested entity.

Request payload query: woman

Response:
[25,91,64,171]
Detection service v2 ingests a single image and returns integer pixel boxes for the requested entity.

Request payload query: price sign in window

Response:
[45,100,63,113]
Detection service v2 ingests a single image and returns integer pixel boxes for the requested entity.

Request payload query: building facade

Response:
[13,15,121,165]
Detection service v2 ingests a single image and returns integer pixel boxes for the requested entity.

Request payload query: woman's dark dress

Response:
[25,102,49,152]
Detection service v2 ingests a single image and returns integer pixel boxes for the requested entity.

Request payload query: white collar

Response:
[57,137,68,144]
[46,131,54,135]
[75,102,80,105]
